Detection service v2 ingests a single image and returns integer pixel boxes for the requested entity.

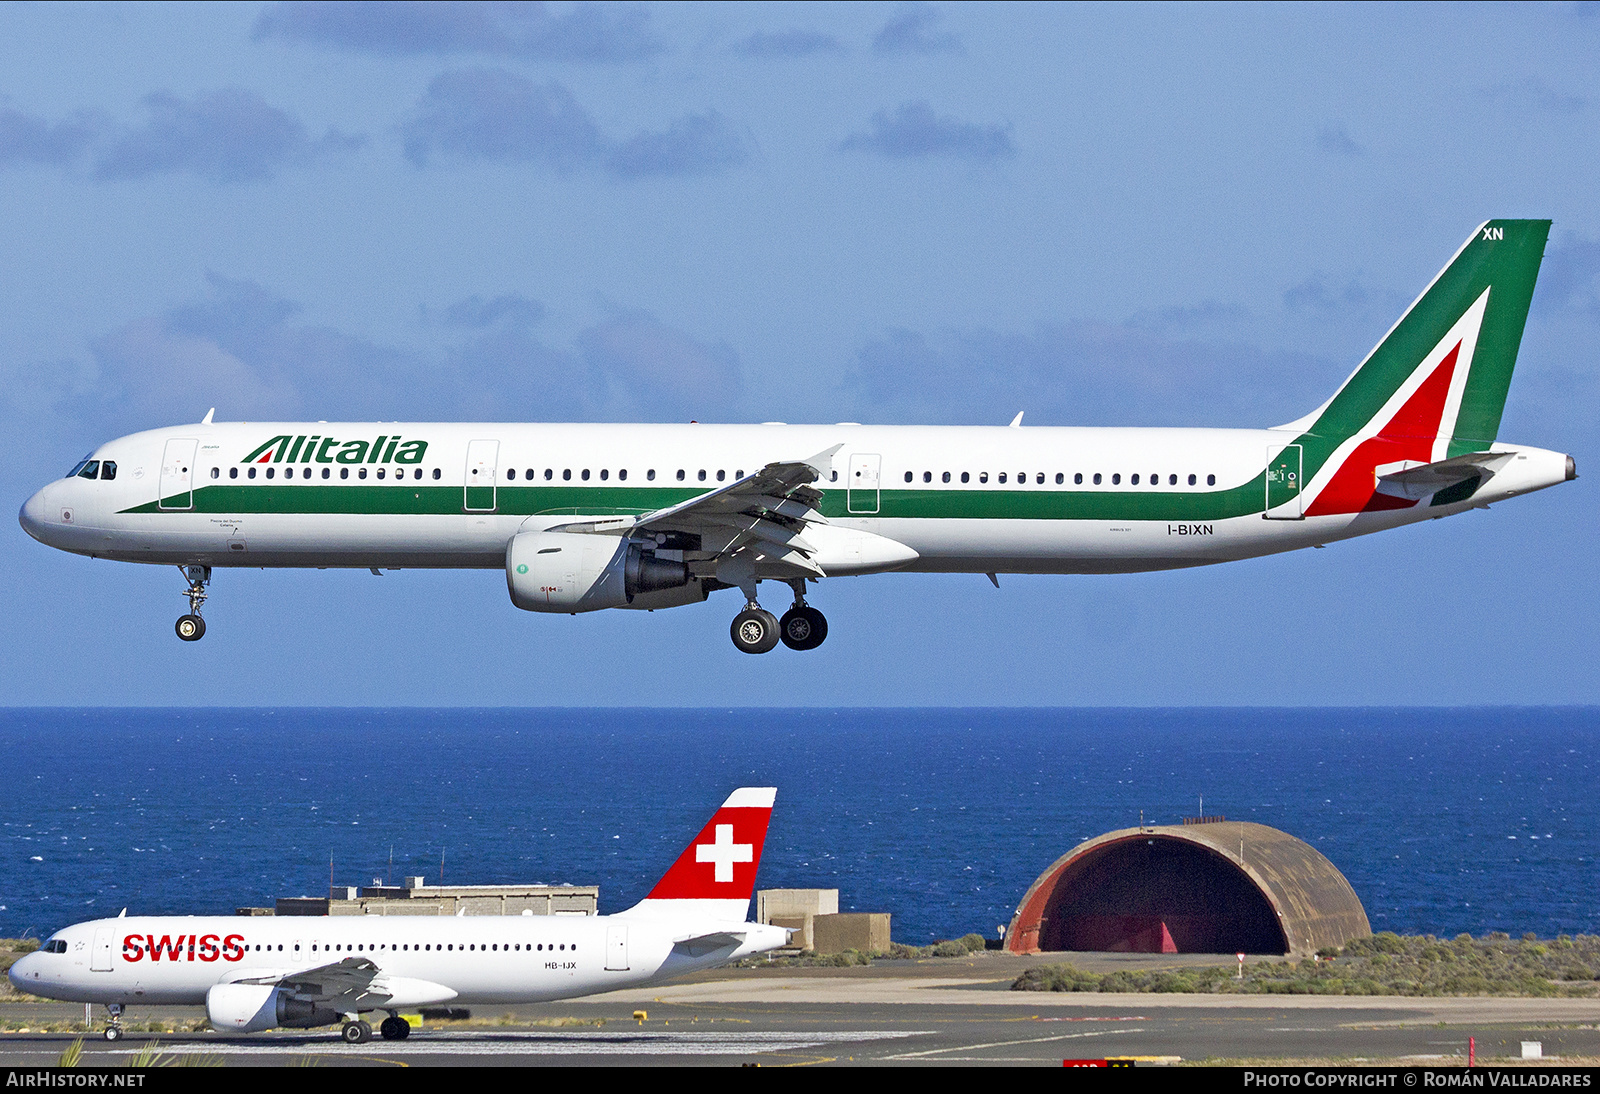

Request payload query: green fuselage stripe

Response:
[123,478,1272,522]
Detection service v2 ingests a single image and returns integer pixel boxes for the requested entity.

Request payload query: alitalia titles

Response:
[241,434,429,466]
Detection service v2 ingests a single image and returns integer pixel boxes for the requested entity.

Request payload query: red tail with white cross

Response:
[621,787,775,923]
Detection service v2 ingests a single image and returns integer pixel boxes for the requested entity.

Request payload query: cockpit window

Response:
[42,939,67,953]
[101,461,117,481]
[77,461,100,480]
[66,460,90,479]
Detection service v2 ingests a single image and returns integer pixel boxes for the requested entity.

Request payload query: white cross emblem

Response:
[695,824,752,883]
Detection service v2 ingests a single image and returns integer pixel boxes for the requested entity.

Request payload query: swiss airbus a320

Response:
[20,221,1573,653]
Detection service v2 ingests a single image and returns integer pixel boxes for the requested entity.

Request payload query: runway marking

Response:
[77,1030,932,1058]
[882,1027,1144,1060]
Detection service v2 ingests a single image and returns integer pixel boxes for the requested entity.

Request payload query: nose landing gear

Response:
[175,565,210,641]
[103,1003,123,1041]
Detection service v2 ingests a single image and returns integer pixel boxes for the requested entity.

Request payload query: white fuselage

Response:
[10,911,784,1009]
[18,421,1574,578]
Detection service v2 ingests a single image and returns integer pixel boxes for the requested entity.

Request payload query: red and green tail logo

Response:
[1286,219,1549,516]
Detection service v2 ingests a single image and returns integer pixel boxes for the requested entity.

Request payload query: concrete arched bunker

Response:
[1005,822,1370,958]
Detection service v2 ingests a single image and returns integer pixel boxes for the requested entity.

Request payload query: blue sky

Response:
[2,2,1597,706]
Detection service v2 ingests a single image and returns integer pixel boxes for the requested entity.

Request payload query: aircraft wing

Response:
[1375,451,1513,501]
[549,445,843,578]
[237,957,386,1005]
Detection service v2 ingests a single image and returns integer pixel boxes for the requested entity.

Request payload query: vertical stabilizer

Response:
[1285,220,1550,516]
[619,788,776,922]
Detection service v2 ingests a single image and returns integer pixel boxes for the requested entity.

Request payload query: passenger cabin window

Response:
[1093,473,1102,485]
[600,469,609,481]
[581,469,590,481]
[698,470,707,481]
[506,468,516,480]
[716,470,725,482]
[248,467,257,479]
[545,469,553,480]
[647,469,655,481]
[961,472,970,483]
[1075,473,1083,484]
[619,469,627,481]
[904,472,913,483]
[1207,474,1216,485]
[676,469,685,481]
[230,467,239,479]
[433,468,442,480]
[563,469,572,481]
[266,467,275,479]
[1055,473,1063,484]
[340,468,348,479]
[1112,473,1121,485]
[211,467,219,479]
[1188,474,1196,485]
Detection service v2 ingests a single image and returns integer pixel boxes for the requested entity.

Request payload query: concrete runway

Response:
[4,955,1598,1067]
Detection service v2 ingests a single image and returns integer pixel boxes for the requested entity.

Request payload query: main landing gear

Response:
[103,1003,123,1041]
[341,1018,373,1044]
[175,565,210,642]
[730,582,827,654]
[379,1014,411,1041]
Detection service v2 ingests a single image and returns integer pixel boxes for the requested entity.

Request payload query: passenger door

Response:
[605,923,629,971]
[158,439,198,510]
[464,440,500,512]
[847,453,881,515]
[1264,444,1304,520]
[91,928,113,972]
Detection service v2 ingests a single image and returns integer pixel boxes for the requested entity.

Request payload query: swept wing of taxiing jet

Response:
[20,221,1573,653]
[9,788,786,1044]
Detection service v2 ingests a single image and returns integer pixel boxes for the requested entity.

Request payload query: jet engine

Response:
[205,983,340,1033]
[506,530,690,613]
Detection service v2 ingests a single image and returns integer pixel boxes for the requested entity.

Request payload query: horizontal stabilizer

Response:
[671,930,746,958]
[1375,451,1511,501]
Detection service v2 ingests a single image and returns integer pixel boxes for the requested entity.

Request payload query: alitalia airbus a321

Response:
[19,220,1574,653]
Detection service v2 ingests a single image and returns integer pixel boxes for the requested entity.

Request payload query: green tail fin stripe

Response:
[1295,219,1549,472]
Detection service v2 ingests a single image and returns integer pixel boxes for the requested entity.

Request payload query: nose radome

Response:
[19,488,50,542]
[7,952,36,989]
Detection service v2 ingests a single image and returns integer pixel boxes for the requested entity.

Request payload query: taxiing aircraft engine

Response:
[506,530,689,613]
[205,983,340,1033]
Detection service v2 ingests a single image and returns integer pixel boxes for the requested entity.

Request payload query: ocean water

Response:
[2,707,1596,944]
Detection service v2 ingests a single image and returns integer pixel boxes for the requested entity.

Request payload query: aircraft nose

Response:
[19,487,52,543]
[7,951,38,990]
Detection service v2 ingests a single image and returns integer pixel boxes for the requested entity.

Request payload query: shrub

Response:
[959,933,988,952]
[931,940,967,957]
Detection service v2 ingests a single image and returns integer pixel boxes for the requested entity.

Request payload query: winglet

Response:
[201,408,215,425]
[804,444,844,482]
[1009,411,1024,427]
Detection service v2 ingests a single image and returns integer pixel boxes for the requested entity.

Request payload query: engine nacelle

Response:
[507,531,690,613]
[206,983,340,1033]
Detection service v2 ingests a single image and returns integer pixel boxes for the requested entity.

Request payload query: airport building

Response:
[241,878,599,918]
[1005,818,1370,958]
